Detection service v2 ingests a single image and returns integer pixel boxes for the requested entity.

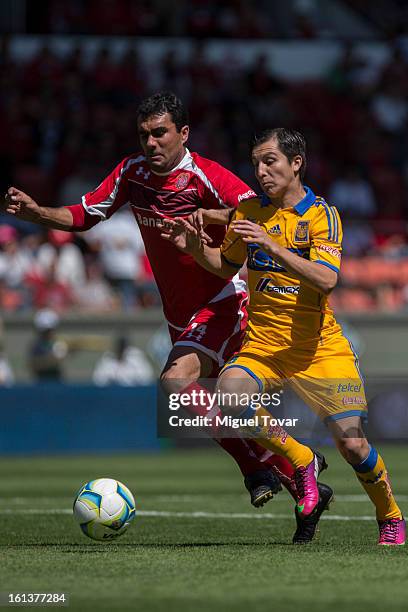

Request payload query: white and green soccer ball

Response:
[73,478,136,541]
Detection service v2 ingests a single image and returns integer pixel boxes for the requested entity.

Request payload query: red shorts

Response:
[168,292,248,376]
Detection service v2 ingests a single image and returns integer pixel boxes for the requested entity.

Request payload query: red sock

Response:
[179,382,275,476]
[239,438,294,477]
[216,437,278,477]
[265,453,295,479]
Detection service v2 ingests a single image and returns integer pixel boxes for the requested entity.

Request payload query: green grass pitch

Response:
[1,446,407,611]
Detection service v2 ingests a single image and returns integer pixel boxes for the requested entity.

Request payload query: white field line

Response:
[0,508,377,521]
[1,494,408,504]
[153,494,408,503]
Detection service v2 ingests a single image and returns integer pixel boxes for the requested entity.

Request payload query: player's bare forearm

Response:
[264,243,337,294]
[186,208,233,244]
[161,217,239,278]
[232,219,337,294]
[202,209,232,225]
[193,245,238,279]
[35,206,74,230]
[3,187,74,230]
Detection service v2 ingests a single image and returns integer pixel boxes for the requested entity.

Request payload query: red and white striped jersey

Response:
[68,148,256,328]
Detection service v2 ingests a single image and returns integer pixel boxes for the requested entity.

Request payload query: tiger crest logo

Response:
[294,220,310,243]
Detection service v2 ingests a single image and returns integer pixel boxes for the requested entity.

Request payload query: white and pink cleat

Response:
[378,517,406,545]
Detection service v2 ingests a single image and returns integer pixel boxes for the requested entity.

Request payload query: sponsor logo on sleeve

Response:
[317,244,341,258]
[238,189,257,202]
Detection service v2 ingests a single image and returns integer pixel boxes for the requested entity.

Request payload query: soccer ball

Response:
[73,478,136,541]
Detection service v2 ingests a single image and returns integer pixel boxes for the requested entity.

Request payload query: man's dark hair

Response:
[137,91,189,132]
[252,128,307,181]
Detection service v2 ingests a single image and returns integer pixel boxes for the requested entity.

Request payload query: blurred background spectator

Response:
[0,341,14,386]
[329,166,377,219]
[28,308,68,381]
[73,260,119,313]
[0,318,14,386]
[36,229,86,292]
[83,209,152,311]
[92,335,155,386]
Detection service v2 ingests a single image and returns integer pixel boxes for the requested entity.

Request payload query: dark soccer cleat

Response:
[292,482,334,544]
[244,469,282,508]
[314,449,328,474]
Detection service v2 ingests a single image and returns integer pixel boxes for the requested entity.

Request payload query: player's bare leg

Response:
[328,416,405,545]
[160,346,282,504]
[215,366,320,517]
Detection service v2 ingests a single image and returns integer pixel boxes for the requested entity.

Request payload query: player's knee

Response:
[160,369,193,396]
[337,437,370,464]
[160,348,205,396]
[216,376,249,416]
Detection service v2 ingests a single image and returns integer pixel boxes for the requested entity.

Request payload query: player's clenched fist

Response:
[3,187,42,221]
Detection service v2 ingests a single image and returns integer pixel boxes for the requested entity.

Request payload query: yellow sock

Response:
[244,406,313,469]
[353,446,402,520]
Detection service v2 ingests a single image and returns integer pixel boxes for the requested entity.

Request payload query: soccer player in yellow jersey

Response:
[164,128,405,545]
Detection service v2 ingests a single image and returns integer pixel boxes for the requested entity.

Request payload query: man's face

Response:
[138,112,189,173]
[252,137,302,199]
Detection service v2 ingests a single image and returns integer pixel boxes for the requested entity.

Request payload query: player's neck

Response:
[151,147,189,176]
[272,184,306,209]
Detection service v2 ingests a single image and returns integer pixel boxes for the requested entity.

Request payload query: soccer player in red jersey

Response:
[3,92,328,528]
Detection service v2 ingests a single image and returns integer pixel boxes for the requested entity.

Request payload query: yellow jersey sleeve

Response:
[220,202,251,268]
[309,204,342,273]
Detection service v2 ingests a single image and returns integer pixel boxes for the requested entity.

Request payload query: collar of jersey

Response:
[260,186,316,216]
[150,148,191,176]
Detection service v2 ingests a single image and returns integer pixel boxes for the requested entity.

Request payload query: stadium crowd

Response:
[1,35,408,313]
[23,0,408,42]
[24,0,355,40]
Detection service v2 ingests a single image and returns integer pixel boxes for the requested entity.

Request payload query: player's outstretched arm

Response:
[194,243,237,278]
[160,218,237,279]
[186,208,233,243]
[2,187,74,230]
[232,219,338,294]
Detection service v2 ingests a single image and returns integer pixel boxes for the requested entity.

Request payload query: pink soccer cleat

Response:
[294,454,320,517]
[378,517,406,546]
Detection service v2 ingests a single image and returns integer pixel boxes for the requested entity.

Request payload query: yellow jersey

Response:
[221,187,343,348]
